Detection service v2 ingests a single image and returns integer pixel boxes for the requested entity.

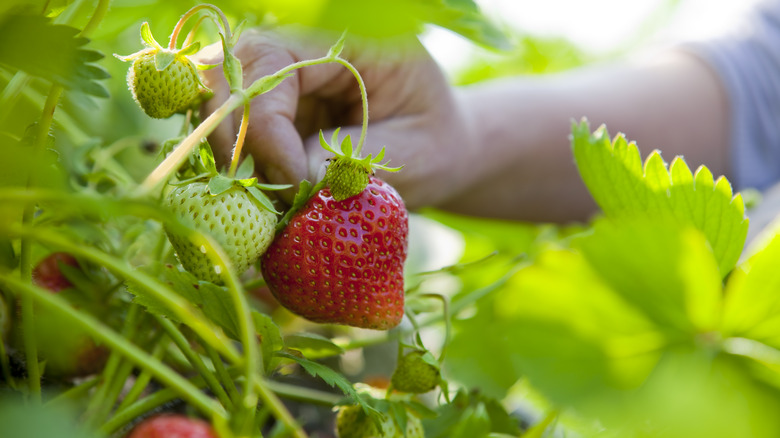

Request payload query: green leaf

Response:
[285,332,345,358]
[576,218,723,334]
[425,0,512,50]
[0,238,16,272]
[252,311,284,372]
[327,31,347,58]
[0,14,109,97]
[235,155,255,179]
[571,119,748,277]
[0,397,100,438]
[497,248,664,406]
[128,265,241,340]
[722,233,780,349]
[276,350,372,412]
[246,72,295,98]
[220,33,243,92]
[207,175,234,196]
[154,50,176,71]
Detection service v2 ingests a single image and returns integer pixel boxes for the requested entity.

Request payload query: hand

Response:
[199,27,474,209]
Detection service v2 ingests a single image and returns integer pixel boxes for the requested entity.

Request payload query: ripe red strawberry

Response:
[32,251,79,292]
[261,176,408,330]
[391,350,441,394]
[126,414,216,438]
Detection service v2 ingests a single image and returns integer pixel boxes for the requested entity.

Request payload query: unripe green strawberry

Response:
[128,51,202,119]
[336,405,424,438]
[326,157,370,201]
[391,350,440,394]
[164,182,277,284]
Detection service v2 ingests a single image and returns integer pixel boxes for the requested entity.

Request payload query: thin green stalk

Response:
[101,382,202,436]
[19,84,63,401]
[115,337,169,412]
[168,3,231,50]
[255,380,307,438]
[78,0,110,38]
[263,380,343,407]
[156,315,234,410]
[45,376,99,409]
[0,275,226,420]
[2,224,242,364]
[333,57,369,155]
[0,72,30,125]
[85,303,142,423]
[227,101,250,178]
[93,359,136,425]
[138,93,244,195]
[204,342,240,405]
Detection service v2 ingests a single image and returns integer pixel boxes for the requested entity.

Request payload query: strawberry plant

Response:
[2,2,780,438]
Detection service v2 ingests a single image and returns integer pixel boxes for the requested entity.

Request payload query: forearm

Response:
[437,51,730,222]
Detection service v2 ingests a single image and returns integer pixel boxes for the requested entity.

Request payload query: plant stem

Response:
[0,275,226,420]
[227,101,251,178]
[157,315,234,410]
[78,0,110,38]
[333,57,369,156]
[138,93,244,195]
[2,224,243,364]
[101,384,199,436]
[205,342,241,406]
[168,3,231,50]
[18,84,63,401]
[115,337,168,412]
[45,376,99,409]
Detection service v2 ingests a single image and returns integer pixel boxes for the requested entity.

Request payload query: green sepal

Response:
[235,154,255,179]
[340,134,353,156]
[246,186,281,215]
[207,174,233,196]
[140,22,162,50]
[178,41,201,57]
[327,31,347,59]
[319,129,340,156]
[154,50,176,71]
[254,182,293,191]
[198,141,219,176]
[230,20,248,46]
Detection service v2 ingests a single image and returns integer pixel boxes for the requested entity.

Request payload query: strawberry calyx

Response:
[114,22,211,92]
[319,128,401,201]
[172,141,290,215]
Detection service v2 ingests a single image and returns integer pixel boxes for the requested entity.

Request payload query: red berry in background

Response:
[32,252,79,292]
[126,415,217,438]
[261,177,408,330]
[12,252,109,378]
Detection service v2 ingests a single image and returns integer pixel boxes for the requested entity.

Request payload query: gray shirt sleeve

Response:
[686,0,780,191]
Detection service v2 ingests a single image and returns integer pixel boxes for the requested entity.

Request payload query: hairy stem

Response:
[333,57,369,156]
[227,101,251,178]
[168,3,231,50]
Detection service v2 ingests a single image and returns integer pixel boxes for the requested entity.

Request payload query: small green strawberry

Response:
[391,350,441,394]
[116,23,208,119]
[164,147,288,284]
[336,404,424,438]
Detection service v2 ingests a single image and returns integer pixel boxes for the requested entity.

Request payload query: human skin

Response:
[201,28,729,223]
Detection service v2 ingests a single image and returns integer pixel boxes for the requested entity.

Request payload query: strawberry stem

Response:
[333,57,369,156]
[168,3,231,51]
[228,101,251,178]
